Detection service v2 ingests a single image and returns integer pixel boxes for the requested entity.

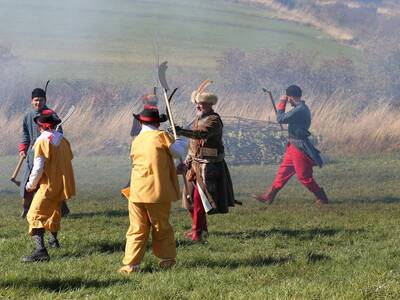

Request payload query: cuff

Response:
[277,100,287,111]
[19,143,28,153]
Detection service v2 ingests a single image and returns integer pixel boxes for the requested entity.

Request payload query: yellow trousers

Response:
[122,201,176,266]
[27,189,63,235]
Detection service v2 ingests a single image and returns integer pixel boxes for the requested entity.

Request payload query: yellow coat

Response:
[122,130,180,203]
[34,137,76,201]
[27,136,75,234]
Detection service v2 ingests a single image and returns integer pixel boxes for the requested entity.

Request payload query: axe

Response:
[158,61,193,210]
[10,156,25,186]
[262,88,284,130]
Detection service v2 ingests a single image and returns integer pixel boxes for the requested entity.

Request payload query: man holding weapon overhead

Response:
[253,85,329,206]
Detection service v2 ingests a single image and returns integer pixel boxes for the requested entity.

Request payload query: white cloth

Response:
[140,124,187,158]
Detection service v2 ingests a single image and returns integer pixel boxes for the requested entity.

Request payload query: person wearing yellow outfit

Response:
[119,105,187,274]
[22,112,75,263]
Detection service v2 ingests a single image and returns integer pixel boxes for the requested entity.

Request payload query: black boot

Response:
[48,232,60,248]
[22,229,49,263]
[61,201,70,217]
[21,248,50,263]
[314,188,329,206]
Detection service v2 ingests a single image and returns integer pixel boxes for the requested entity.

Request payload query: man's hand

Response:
[174,125,182,134]
[19,151,27,158]
[26,185,36,193]
[167,125,183,135]
[279,95,288,102]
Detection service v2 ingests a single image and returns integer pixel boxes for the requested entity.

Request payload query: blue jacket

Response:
[277,101,323,167]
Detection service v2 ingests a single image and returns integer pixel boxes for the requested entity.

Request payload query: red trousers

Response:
[189,184,208,238]
[272,143,321,193]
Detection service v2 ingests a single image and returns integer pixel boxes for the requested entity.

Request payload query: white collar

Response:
[34,130,63,146]
[140,124,159,133]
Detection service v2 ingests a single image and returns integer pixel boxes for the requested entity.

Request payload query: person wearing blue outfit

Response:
[253,85,329,206]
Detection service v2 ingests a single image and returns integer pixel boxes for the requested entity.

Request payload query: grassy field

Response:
[0,154,399,298]
[0,0,358,82]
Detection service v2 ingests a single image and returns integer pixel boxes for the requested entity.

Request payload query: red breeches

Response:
[272,143,321,193]
[189,184,208,238]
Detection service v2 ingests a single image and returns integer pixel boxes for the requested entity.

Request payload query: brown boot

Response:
[314,188,329,206]
[252,188,279,205]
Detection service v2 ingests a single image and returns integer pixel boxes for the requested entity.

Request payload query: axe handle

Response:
[163,89,178,139]
[266,91,284,130]
[161,88,192,207]
[11,156,25,180]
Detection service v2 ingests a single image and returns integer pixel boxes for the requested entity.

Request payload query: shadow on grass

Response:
[306,251,331,263]
[0,277,130,292]
[67,210,128,219]
[212,228,364,240]
[184,255,291,269]
[336,197,400,204]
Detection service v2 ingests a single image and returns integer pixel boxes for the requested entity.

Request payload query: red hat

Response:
[133,105,167,123]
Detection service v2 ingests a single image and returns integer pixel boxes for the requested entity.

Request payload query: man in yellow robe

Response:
[119,105,187,274]
[22,112,75,262]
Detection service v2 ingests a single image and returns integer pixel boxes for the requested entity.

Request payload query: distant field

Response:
[0,155,399,298]
[0,0,359,82]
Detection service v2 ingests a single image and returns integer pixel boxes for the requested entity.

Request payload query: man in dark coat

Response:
[18,87,70,218]
[253,85,329,206]
[176,88,235,243]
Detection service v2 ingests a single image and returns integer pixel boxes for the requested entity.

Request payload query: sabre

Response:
[56,105,76,131]
[262,88,284,130]
[158,61,193,210]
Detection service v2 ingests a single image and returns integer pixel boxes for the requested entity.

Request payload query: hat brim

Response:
[133,113,168,123]
[33,115,62,126]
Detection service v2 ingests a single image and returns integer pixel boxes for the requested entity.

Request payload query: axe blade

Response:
[158,61,170,91]
[10,178,21,187]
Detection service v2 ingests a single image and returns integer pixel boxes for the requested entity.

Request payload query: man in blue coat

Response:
[253,85,329,206]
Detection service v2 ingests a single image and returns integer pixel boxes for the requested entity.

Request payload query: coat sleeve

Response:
[20,114,30,146]
[178,115,222,140]
[277,106,303,124]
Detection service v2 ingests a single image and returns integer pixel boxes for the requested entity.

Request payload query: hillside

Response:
[0,0,357,82]
[1,0,399,158]
[231,0,400,47]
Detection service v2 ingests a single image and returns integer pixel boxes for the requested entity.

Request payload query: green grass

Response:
[0,0,359,82]
[1,155,399,299]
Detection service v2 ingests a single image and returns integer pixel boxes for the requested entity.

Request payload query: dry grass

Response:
[2,89,400,156]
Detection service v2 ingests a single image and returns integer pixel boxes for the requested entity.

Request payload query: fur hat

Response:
[191,79,218,105]
[191,91,218,105]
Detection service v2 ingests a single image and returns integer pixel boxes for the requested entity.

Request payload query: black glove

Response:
[175,125,182,134]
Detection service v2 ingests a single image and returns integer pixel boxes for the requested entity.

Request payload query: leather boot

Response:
[21,248,50,263]
[314,188,329,206]
[252,187,279,205]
